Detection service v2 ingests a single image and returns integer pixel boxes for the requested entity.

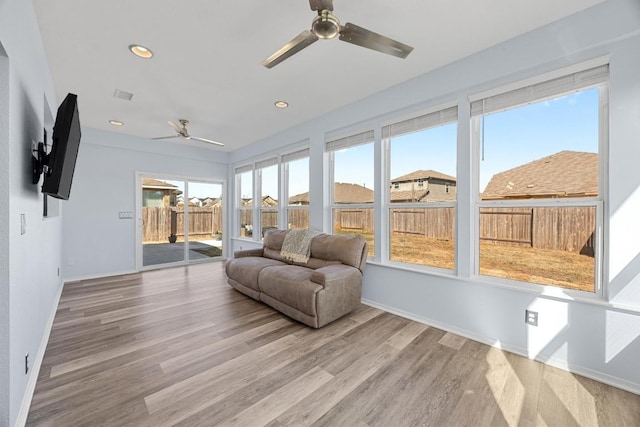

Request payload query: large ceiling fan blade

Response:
[190,136,225,147]
[339,22,413,59]
[152,135,180,140]
[309,0,333,11]
[168,120,183,133]
[261,30,319,69]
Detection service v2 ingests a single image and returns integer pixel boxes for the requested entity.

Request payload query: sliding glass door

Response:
[186,181,223,261]
[139,175,224,269]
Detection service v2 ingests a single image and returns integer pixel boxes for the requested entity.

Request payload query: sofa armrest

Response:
[310,264,363,328]
[310,264,361,288]
[233,248,264,258]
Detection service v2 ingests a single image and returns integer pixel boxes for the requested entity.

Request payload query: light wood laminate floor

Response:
[27,262,640,426]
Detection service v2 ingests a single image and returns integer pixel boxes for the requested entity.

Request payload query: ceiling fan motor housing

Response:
[312,10,340,39]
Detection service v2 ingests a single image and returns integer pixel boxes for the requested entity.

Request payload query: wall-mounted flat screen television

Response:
[42,93,81,200]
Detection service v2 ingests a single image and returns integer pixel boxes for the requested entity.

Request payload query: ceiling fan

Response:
[262,0,414,69]
[152,119,224,146]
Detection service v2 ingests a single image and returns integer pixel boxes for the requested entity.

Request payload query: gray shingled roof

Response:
[482,151,598,199]
[391,169,456,183]
[389,190,430,202]
[142,178,179,189]
[289,183,374,204]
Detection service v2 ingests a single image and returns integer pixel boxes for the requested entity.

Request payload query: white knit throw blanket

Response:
[280,229,321,263]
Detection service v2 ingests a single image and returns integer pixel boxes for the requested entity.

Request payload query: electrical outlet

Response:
[525,310,538,326]
[25,353,29,374]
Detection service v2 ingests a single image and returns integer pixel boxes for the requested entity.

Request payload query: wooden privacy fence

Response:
[479,206,595,256]
[238,209,310,236]
[143,207,222,243]
[334,206,596,256]
[333,209,375,233]
[288,209,310,229]
[391,208,455,240]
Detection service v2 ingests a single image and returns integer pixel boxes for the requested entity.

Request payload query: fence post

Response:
[170,209,177,237]
[530,208,534,247]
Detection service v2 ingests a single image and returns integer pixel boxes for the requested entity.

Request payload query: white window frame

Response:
[256,156,279,239]
[327,129,375,257]
[282,148,310,230]
[234,164,254,240]
[470,64,609,296]
[383,104,458,272]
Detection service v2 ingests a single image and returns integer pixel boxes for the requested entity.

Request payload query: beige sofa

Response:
[225,229,368,328]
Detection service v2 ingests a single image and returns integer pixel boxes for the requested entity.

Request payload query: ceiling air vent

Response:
[113,89,133,101]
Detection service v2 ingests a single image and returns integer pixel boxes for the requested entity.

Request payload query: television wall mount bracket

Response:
[32,141,49,184]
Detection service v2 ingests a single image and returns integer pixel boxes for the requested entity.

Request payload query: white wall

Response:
[62,128,229,280]
[0,40,10,427]
[0,0,61,425]
[230,0,640,393]
[1,1,637,425]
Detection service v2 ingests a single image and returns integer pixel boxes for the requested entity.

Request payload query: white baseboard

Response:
[361,298,640,396]
[63,269,139,283]
[15,279,65,427]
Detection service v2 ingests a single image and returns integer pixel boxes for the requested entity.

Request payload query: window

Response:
[283,148,310,230]
[471,64,608,293]
[235,165,253,237]
[327,130,375,257]
[256,157,278,238]
[384,106,458,269]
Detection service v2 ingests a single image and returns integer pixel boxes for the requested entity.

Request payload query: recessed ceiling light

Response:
[274,101,289,108]
[109,120,124,126]
[128,44,153,59]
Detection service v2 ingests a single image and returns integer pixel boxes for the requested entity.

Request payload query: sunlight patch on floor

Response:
[486,347,524,425]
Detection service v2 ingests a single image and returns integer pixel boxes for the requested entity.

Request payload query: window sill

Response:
[366,259,457,279]
[365,260,640,315]
[231,236,259,243]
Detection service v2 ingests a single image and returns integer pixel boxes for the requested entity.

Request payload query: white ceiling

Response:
[32,0,603,152]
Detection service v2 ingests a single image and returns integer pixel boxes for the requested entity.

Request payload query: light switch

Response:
[20,214,26,235]
[118,211,133,219]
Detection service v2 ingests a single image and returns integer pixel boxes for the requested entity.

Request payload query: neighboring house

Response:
[202,197,218,207]
[142,178,182,207]
[389,170,457,202]
[482,151,598,200]
[237,195,278,208]
[202,197,223,207]
[289,183,374,205]
[333,183,374,204]
[262,195,278,207]
[288,192,309,206]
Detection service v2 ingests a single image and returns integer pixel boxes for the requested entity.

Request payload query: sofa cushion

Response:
[258,265,323,317]
[309,233,366,270]
[225,256,287,292]
[262,229,365,270]
[263,229,287,251]
[292,257,341,270]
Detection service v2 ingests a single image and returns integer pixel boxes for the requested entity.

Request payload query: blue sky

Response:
[334,88,599,193]
[201,87,600,200]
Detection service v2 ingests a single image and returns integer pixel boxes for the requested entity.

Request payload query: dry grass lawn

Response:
[338,230,595,292]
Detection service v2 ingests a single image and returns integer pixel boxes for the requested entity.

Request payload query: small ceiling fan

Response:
[153,119,224,146]
[262,0,414,69]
